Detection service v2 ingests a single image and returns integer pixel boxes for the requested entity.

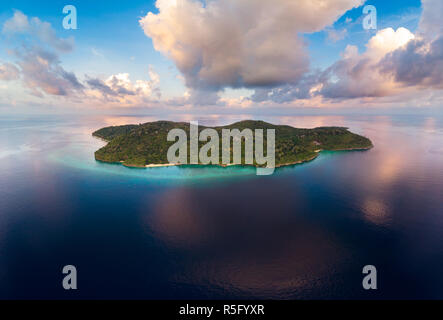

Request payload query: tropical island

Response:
[92,120,373,168]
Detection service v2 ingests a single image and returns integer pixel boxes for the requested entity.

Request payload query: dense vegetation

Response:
[92,120,373,167]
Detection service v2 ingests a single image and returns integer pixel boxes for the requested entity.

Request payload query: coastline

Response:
[93,135,373,170]
[98,146,372,169]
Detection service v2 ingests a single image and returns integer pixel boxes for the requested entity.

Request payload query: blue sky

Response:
[0,0,185,97]
[0,0,441,114]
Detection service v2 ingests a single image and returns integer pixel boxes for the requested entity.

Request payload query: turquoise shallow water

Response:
[1,114,443,299]
[47,121,260,184]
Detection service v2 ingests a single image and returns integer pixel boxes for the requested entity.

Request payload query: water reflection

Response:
[1,114,443,298]
[144,184,351,298]
[362,198,391,226]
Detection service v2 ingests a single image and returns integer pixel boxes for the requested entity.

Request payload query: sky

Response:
[0,0,442,115]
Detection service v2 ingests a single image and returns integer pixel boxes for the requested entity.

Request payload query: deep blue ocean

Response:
[1,114,443,299]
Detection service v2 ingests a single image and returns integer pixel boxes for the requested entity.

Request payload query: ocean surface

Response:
[1,114,443,299]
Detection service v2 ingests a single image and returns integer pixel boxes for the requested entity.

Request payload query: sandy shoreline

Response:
[145,163,237,168]
[140,155,320,169]
[145,163,178,168]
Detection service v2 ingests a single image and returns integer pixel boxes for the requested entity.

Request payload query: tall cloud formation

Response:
[319,27,415,99]
[140,0,364,94]
[379,36,443,89]
[319,0,443,100]
[377,0,443,91]
[254,0,443,104]
[250,27,416,102]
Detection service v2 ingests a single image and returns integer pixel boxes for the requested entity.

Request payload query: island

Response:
[92,120,373,168]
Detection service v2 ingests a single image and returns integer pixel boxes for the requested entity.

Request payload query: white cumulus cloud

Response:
[140,0,364,96]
